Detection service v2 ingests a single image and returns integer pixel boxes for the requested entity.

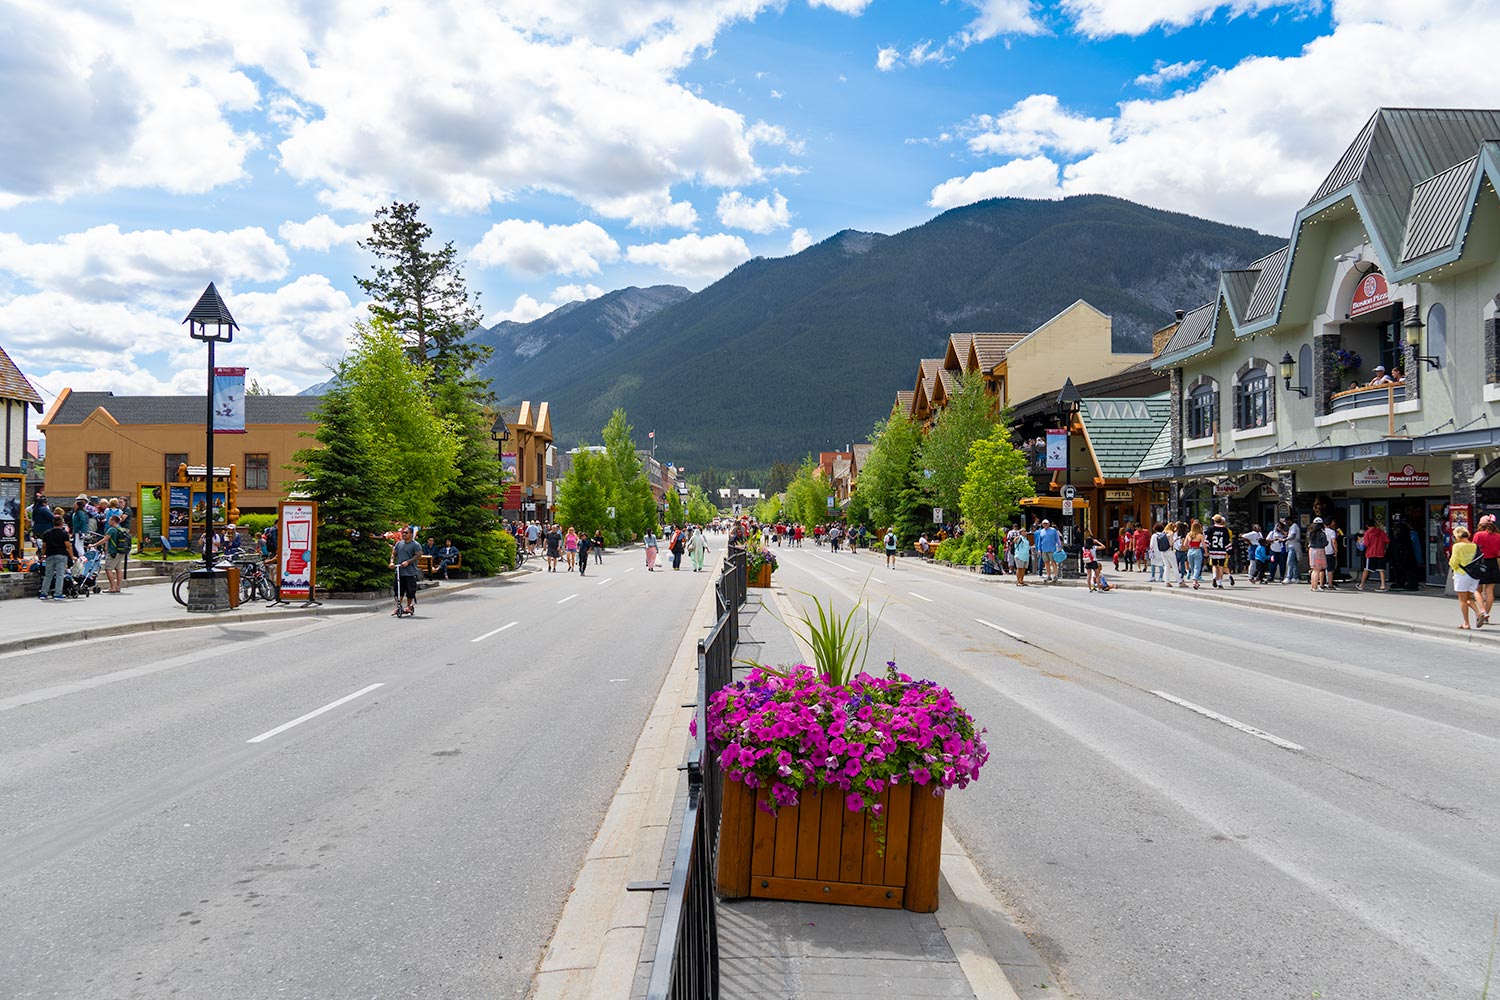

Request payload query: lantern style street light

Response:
[183,283,238,611]
[1280,351,1309,396]
[491,413,509,522]
[1403,311,1441,370]
[1056,377,1082,561]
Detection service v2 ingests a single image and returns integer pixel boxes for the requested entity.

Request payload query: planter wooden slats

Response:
[716,778,944,912]
[748,563,773,588]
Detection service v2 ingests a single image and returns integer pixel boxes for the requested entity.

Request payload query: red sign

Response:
[1387,463,1429,488]
[1349,272,1390,318]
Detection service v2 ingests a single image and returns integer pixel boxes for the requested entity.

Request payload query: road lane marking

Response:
[247,683,384,744]
[975,618,1025,642]
[625,567,635,573]
[1150,690,1304,751]
[597,577,613,586]
[470,621,518,643]
[809,553,858,574]
[558,593,579,604]
[908,591,934,603]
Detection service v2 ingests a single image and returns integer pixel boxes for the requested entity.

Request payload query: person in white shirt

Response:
[1284,518,1302,584]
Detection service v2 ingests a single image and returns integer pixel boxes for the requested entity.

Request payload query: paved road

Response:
[0,551,712,999]
[768,544,1499,1000]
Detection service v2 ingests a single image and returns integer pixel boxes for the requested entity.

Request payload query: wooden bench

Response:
[419,553,462,577]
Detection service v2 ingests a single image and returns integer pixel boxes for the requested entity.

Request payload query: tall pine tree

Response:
[432,379,507,573]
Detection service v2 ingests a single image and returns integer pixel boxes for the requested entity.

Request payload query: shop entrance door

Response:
[1426,500,1448,586]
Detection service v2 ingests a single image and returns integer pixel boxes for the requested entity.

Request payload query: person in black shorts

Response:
[390,526,422,615]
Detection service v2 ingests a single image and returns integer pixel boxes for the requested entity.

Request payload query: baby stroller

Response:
[64,547,105,598]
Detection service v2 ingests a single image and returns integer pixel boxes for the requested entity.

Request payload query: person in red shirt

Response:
[1358,520,1390,591]
[1133,525,1151,570]
[1472,514,1500,625]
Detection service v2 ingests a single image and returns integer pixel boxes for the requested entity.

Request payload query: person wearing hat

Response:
[1307,517,1330,591]
[1369,366,1393,387]
[1206,513,1234,588]
[1034,517,1061,583]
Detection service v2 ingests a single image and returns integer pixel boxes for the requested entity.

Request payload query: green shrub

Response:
[934,538,965,562]
[495,530,518,570]
[237,513,276,534]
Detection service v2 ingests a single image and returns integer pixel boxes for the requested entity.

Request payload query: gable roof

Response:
[1399,154,1478,264]
[936,368,959,399]
[1135,419,1173,478]
[1157,302,1216,359]
[1078,394,1172,479]
[46,391,323,426]
[0,344,43,411]
[895,390,915,417]
[969,333,1027,371]
[1242,245,1289,323]
[943,334,974,372]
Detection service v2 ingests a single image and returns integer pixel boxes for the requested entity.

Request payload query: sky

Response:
[2,0,1497,404]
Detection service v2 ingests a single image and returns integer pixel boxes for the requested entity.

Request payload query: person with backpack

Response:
[1307,517,1329,591]
[99,513,131,593]
[1149,522,1170,582]
[1206,514,1234,588]
[883,526,898,568]
[669,525,686,570]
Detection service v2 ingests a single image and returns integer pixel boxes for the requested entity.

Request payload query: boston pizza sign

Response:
[1387,463,1430,488]
[1349,272,1391,318]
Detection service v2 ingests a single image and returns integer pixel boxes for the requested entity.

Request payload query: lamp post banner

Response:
[1046,430,1068,471]
[278,501,317,600]
[212,367,247,434]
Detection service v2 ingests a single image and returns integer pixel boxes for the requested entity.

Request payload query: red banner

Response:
[1349,272,1390,318]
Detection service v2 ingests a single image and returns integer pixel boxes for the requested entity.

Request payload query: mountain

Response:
[476,284,690,401]
[505,195,1285,470]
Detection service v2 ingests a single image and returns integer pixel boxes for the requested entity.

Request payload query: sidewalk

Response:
[0,572,512,654]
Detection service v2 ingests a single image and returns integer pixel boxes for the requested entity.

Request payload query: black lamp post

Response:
[183,283,238,611]
[1056,378,1083,560]
[490,413,509,523]
[1403,312,1440,370]
[1279,352,1309,396]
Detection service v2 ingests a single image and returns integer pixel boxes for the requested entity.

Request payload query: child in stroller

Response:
[65,534,105,598]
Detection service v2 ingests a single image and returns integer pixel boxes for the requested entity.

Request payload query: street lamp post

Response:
[1056,378,1083,567]
[490,413,509,526]
[183,283,238,612]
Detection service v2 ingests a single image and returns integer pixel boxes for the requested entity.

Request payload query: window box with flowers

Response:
[702,595,988,912]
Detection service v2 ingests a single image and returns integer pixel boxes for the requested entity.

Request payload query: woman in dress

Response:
[688,525,709,572]
[643,527,659,572]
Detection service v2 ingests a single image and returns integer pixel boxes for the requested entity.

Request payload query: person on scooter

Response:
[390,526,422,616]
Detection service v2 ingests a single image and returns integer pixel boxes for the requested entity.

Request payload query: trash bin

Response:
[225,564,240,609]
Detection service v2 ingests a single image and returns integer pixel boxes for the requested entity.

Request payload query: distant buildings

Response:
[496,400,554,521]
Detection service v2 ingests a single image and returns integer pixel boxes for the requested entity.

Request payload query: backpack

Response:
[884,532,896,548]
[1310,527,1327,548]
[1155,532,1170,552]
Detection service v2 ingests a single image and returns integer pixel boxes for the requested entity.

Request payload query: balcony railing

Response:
[1329,382,1404,413]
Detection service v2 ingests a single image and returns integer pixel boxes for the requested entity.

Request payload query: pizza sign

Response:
[1387,463,1430,488]
[1349,272,1390,318]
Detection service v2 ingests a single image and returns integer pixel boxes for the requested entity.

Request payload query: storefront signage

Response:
[1045,430,1068,471]
[0,472,21,563]
[278,500,317,600]
[136,483,164,551]
[1349,272,1391,318]
[1352,464,1385,487]
[1387,463,1430,488]
[1104,490,1134,501]
[1213,481,1239,496]
[167,484,191,551]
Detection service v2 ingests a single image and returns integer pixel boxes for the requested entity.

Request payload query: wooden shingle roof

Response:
[969,333,1027,371]
[895,390,915,416]
[0,344,42,411]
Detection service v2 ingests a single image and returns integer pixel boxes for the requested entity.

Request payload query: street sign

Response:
[932,507,944,523]
[1062,499,1074,517]
[606,506,616,519]
[826,496,835,510]
[1061,485,1076,500]
[733,503,742,515]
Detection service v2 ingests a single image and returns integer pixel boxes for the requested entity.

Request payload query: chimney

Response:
[1153,311,1185,357]
[1174,309,1185,320]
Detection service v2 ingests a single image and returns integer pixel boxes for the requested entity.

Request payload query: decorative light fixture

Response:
[1404,311,1440,370]
[1280,351,1309,396]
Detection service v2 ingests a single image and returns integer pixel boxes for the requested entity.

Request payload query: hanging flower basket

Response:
[705,663,987,912]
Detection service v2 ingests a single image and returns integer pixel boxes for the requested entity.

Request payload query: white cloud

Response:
[954,0,1046,45]
[876,46,901,71]
[554,283,605,302]
[591,190,700,230]
[963,95,1112,156]
[0,224,289,302]
[278,215,370,252]
[786,228,814,254]
[876,41,953,70]
[747,121,806,157]
[717,190,793,233]
[938,1,1500,234]
[626,233,752,279]
[470,219,621,277]
[769,88,784,99]
[486,293,556,326]
[808,0,874,13]
[1133,59,1205,89]
[1063,0,1309,38]
[929,156,1063,208]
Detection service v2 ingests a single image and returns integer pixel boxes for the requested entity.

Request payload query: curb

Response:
[531,573,719,999]
[0,572,516,656]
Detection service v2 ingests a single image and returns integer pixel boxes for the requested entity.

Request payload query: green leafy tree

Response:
[290,373,393,592]
[959,427,1034,547]
[686,484,716,526]
[357,201,490,374]
[918,370,997,520]
[856,414,922,536]
[784,457,830,528]
[753,493,782,524]
[345,319,458,529]
[431,378,505,574]
[556,448,611,534]
[601,408,653,538]
[665,488,686,527]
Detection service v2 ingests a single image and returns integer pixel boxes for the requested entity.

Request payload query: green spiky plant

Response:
[746,576,886,687]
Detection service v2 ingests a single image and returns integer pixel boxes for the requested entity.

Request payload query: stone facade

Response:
[1451,454,1478,507]
[1168,368,1184,464]
[1313,329,1343,417]
[0,571,41,601]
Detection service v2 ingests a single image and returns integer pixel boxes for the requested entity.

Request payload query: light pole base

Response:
[186,569,231,613]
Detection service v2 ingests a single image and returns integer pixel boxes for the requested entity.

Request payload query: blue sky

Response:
[0,0,1489,401]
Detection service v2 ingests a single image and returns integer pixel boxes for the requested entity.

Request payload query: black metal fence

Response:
[640,552,745,999]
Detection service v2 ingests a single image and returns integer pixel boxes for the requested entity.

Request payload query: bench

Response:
[419,553,462,577]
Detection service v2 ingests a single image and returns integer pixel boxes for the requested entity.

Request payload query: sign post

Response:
[276,500,319,608]
[0,472,22,566]
[136,483,165,553]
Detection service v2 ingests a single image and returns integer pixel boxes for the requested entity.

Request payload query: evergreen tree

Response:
[357,201,490,374]
[918,370,997,520]
[431,378,506,573]
[290,372,393,592]
[857,413,923,536]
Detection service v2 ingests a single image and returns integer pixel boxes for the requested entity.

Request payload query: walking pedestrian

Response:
[1308,517,1329,591]
[577,530,593,576]
[564,526,578,571]
[1173,521,1188,587]
[644,528,659,571]
[1472,514,1500,624]
[669,525,686,570]
[1207,514,1234,588]
[1358,519,1390,591]
[544,523,562,572]
[688,525,708,571]
[1148,523,1169,582]
[1133,524,1150,572]
[1450,526,1483,629]
[1186,519,1206,589]
[39,509,71,600]
[883,526,898,568]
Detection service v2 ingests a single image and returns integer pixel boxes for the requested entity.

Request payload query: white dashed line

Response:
[471,621,518,643]
[908,591,934,603]
[597,577,613,586]
[975,618,1024,642]
[558,594,579,604]
[1150,690,1305,751]
[247,683,384,744]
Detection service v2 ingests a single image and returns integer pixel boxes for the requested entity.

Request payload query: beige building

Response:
[39,389,323,516]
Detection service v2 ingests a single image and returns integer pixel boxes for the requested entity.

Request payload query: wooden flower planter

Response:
[715,778,944,912]
[748,563,773,588]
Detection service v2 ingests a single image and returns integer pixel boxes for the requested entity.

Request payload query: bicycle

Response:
[514,545,529,569]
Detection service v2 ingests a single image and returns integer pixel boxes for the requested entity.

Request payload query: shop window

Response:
[246,453,269,491]
[86,453,111,491]
[164,452,188,484]
[1234,372,1270,429]
[535,452,545,484]
[1186,385,1217,440]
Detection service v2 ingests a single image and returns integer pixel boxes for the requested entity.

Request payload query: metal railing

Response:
[638,552,743,999]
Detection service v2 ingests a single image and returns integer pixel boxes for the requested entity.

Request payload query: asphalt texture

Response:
[0,551,714,999]
[765,544,1500,1000]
